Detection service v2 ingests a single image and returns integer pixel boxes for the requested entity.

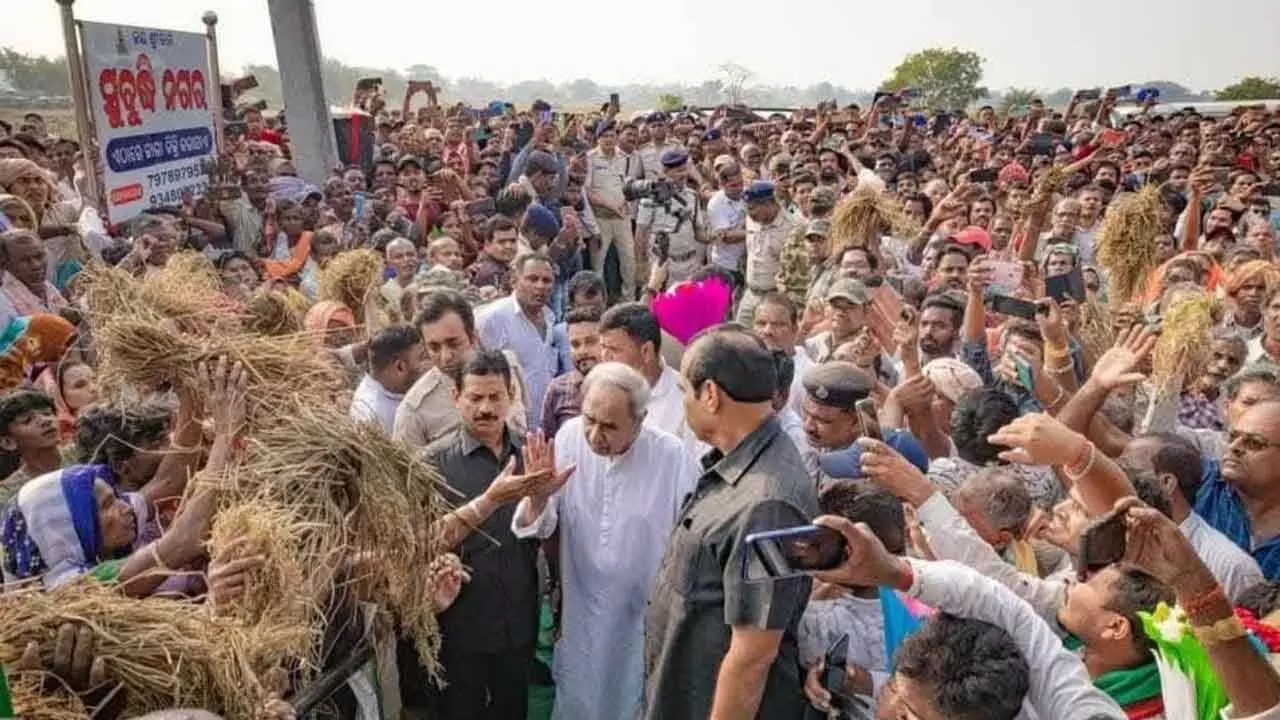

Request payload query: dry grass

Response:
[0,582,295,718]
[318,250,383,322]
[244,292,303,336]
[1095,185,1165,304]
[1152,289,1218,393]
[830,185,920,258]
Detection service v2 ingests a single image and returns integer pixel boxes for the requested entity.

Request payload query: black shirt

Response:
[428,426,540,653]
[643,416,820,719]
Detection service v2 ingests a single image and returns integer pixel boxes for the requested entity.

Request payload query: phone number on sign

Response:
[146,164,204,188]
[148,180,208,208]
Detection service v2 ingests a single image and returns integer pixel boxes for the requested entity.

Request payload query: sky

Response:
[3,0,1277,93]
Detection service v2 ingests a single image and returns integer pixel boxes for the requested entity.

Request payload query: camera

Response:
[623,178,680,206]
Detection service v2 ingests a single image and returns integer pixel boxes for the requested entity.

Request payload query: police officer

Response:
[737,180,798,324]
[636,148,706,287]
[637,112,683,180]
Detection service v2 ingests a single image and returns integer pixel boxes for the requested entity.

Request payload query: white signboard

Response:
[79,21,216,225]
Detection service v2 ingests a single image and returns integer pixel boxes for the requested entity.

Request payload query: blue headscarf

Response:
[1,465,117,586]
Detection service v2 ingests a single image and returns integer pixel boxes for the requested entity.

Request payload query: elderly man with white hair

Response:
[380,236,419,316]
[511,361,697,720]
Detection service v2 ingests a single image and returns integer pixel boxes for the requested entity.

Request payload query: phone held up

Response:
[1078,511,1127,580]
[743,525,848,580]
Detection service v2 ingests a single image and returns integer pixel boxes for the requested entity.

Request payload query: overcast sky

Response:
[4,0,1276,92]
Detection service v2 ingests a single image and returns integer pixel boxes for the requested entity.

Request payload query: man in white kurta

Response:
[511,362,698,720]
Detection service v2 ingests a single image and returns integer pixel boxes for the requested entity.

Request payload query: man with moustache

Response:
[539,307,603,439]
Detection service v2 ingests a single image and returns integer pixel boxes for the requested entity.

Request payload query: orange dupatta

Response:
[261,231,313,280]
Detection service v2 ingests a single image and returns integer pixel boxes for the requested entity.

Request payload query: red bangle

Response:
[1182,584,1228,625]
[894,559,915,592]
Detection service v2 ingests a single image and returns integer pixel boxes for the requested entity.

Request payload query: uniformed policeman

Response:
[637,112,683,180]
[635,148,707,287]
[737,180,799,324]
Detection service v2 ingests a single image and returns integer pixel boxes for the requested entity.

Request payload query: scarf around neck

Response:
[1063,634,1164,718]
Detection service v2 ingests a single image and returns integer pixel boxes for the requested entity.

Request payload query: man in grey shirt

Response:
[644,326,819,719]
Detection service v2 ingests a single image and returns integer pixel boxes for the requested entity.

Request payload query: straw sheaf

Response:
[84,263,224,327]
[91,319,344,424]
[0,581,288,718]
[318,249,383,319]
[200,404,453,676]
[1077,299,1115,371]
[1152,291,1218,394]
[829,185,920,259]
[1095,185,1165,304]
[243,292,304,337]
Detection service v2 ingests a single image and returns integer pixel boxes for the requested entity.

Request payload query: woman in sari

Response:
[0,159,85,293]
[35,359,97,445]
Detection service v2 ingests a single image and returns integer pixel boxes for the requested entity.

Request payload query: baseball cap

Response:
[743,180,776,204]
[948,226,993,252]
[805,219,831,238]
[825,278,869,305]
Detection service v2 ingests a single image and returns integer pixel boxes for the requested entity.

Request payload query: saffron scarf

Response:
[261,230,313,280]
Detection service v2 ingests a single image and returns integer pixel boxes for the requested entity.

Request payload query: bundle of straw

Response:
[319,249,383,319]
[0,582,289,719]
[1077,299,1115,372]
[1152,290,1218,394]
[84,263,221,324]
[207,501,317,636]
[1095,185,1165,304]
[8,673,87,720]
[829,186,920,259]
[201,404,452,674]
[244,292,303,337]
[92,318,343,421]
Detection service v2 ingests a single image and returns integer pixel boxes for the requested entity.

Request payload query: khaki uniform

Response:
[638,141,683,180]
[391,351,529,448]
[586,148,639,297]
[736,209,799,323]
[636,187,705,285]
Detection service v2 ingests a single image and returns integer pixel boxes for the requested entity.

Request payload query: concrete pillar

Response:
[266,0,337,184]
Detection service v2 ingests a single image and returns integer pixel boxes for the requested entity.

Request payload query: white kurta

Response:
[512,420,699,720]
[647,363,710,458]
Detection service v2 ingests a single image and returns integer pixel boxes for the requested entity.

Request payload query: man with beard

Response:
[1247,286,1280,366]
[539,307,602,439]
[513,362,697,719]
[393,291,529,447]
[915,293,963,365]
[478,253,560,430]
[752,292,813,418]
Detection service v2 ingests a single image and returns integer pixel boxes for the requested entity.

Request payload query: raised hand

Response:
[1089,324,1158,391]
[986,413,1088,467]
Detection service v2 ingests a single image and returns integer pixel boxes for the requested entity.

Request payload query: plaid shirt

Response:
[539,370,585,439]
[1178,391,1225,431]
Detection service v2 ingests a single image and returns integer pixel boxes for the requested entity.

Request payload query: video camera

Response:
[623,178,684,208]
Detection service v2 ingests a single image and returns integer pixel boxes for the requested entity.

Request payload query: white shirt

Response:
[349,374,403,434]
[512,420,698,720]
[706,189,747,270]
[787,348,814,418]
[477,295,558,431]
[647,363,708,458]
[777,407,810,459]
[1181,512,1265,602]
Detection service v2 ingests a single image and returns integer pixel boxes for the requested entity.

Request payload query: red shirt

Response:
[249,128,286,146]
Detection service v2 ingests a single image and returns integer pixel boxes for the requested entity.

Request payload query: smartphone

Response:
[465,197,497,219]
[537,109,554,125]
[743,525,848,580]
[1013,355,1035,391]
[1076,88,1102,101]
[990,293,1038,321]
[356,77,383,92]
[969,167,999,184]
[855,398,882,442]
[352,191,367,224]
[987,260,1024,293]
[1028,132,1055,157]
[609,93,620,113]
[1046,266,1087,302]
[823,634,851,707]
[1078,512,1127,579]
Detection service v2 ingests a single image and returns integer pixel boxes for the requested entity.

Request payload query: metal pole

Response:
[202,10,225,156]
[55,0,100,209]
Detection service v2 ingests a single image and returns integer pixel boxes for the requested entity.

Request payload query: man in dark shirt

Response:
[644,326,820,719]
[409,350,543,719]
[470,215,520,295]
[540,306,602,439]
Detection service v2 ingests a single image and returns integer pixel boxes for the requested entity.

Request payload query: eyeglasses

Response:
[1228,430,1280,453]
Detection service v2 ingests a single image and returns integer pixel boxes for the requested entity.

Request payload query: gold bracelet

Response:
[1191,615,1247,646]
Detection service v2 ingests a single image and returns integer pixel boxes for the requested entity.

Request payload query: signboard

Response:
[79,21,215,225]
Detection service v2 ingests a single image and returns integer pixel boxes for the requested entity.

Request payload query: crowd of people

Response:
[2,80,1280,720]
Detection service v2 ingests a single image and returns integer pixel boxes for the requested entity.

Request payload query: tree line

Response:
[3,45,1278,113]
